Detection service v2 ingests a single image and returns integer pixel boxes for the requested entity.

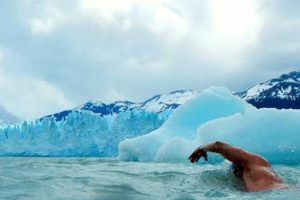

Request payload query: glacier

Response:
[119,87,300,164]
[0,90,198,157]
[0,110,168,156]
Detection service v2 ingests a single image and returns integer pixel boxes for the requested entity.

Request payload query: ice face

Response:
[118,87,251,162]
[0,110,168,156]
[119,86,300,164]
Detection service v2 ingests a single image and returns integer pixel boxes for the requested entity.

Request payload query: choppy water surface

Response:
[0,158,299,200]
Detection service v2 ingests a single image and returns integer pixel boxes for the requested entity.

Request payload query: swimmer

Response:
[188,141,288,192]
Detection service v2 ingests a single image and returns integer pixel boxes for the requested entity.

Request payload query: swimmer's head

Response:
[230,163,244,178]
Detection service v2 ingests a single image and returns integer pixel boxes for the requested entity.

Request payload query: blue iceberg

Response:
[197,108,300,164]
[118,87,250,162]
[119,87,300,164]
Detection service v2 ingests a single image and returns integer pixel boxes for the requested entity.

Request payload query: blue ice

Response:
[119,87,300,164]
[118,87,250,162]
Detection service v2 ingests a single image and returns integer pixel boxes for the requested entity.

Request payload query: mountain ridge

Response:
[42,71,300,122]
[42,89,199,121]
[237,71,300,109]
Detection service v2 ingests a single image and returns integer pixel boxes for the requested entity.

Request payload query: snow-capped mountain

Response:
[0,106,20,125]
[0,90,198,157]
[140,89,197,112]
[43,89,199,121]
[238,71,300,109]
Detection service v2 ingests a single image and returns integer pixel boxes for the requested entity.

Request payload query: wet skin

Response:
[189,141,288,192]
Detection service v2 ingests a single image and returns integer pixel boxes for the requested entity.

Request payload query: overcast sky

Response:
[0,0,300,119]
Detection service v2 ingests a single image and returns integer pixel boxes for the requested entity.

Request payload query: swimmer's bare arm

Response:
[188,141,270,168]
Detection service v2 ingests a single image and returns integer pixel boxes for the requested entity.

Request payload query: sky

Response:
[0,0,300,119]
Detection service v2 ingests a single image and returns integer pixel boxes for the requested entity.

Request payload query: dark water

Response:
[0,158,299,200]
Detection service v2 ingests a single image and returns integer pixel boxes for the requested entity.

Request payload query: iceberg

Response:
[197,108,300,164]
[118,87,250,162]
[119,87,300,164]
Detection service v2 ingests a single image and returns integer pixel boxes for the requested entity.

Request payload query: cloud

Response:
[79,0,188,37]
[0,62,73,119]
[29,7,65,35]
[238,0,300,82]
[0,50,3,63]
[0,0,299,119]
[0,72,74,119]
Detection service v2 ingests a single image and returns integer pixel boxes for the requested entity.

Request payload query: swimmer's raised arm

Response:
[188,141,270,168]
[189,141,286,192]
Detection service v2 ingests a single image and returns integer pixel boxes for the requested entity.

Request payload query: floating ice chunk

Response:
[197,108,300,164]
[118,87,250,162]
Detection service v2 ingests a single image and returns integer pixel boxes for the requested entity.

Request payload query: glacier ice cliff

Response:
[119,87,300,164]
[0,90,197,156]
[0,111,167,156]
